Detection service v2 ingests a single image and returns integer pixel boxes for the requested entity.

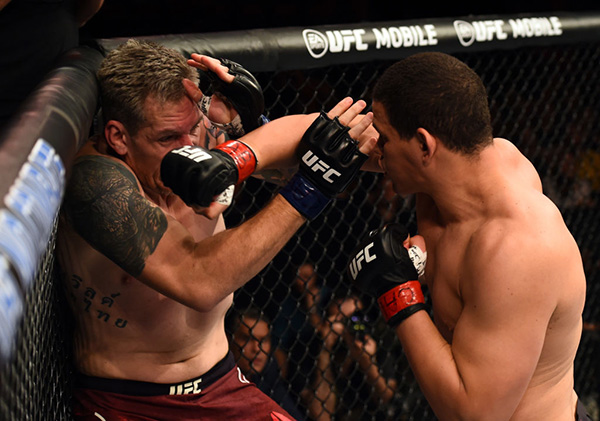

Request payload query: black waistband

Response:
[75,351,235,396]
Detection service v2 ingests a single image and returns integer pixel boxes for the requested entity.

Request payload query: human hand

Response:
[279,98,377,219]
[348,224,427,326]
[320,316,344,351]
[346,112,379,147]
[187,54,265,136]
[340,110,383,173]
[345,333,377,361]
[189,186,234,219]
[161,142,256,208]
[185,55,235,123]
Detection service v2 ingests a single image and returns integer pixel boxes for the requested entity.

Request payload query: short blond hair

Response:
[97,39,199,134]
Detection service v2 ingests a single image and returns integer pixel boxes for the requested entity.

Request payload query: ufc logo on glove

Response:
[348,242,377,280]
[171,146,213,163]
[302,150,341,183]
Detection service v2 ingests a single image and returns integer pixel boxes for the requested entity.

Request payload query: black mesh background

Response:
[1,42,599,420]
[227,43,600,420]
[0,223,74,420]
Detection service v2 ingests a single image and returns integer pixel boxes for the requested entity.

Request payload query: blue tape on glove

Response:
[279,172,331,220]
[259,114,270,125]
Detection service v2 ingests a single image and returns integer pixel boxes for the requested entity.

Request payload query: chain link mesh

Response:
[228,44,600,420]
[0,224,74,420]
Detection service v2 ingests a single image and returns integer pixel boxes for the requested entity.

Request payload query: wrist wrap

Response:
[378,280,426,326]
[279,172,331,220]
[212,140,257,183]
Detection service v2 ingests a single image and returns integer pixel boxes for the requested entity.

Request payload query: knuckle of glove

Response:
[348,229,387,290]
[393,256,419,280]
[191,169,229,207]
[219,58,235,68]
[198,69,217,96]
[297,112,365,196]
[348,224,418,297]
[215,58,265,132]
[227,80,265,132]
[161,153,204,206]
[160,146,237,207]
[382,224,420,281]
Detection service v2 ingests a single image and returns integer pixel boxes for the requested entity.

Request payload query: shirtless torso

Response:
[57,137,233,383]
[368,52,586,420]
[414,138,585,420]
[56,89,375,392]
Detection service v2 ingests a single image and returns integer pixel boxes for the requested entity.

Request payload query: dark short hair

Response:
[373,52,493,154]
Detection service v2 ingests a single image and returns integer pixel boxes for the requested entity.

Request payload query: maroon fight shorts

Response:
[72,352,295,421]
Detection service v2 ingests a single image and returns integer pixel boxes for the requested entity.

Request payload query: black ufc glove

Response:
[198,58,265,136]
[280,111,368,219]
[161,141,257,207]
[348,224,426,326]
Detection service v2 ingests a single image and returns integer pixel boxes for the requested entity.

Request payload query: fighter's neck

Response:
[426,143,505,224]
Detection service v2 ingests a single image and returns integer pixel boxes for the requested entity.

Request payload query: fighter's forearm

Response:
[142,195,305,312]
[393,313,468,417]
[394,311,519,420]
[240,114,318,171]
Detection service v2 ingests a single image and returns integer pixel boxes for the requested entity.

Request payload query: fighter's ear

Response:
[416,128,437,165]
[104,120,129,156]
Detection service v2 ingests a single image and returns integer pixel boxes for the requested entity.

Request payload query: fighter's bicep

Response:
[63,156,167,277]
[451,255,549,412]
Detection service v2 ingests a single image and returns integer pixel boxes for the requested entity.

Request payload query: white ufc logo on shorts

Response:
[168,378,202,395]
[349,242,376,280]
[302,151,341,183]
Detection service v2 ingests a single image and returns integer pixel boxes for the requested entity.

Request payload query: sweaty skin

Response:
[57,94,376,384]
[373,101,585,421]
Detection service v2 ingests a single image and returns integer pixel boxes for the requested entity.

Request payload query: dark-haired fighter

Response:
[349,52,590,421]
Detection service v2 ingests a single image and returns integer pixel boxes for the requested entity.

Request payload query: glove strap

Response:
[213,141,257,183]
[377,280,426,326]
[279,172,331,220]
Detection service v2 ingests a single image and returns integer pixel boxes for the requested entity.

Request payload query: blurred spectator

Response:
[271,265,404,420]
[229,307,305,420]
[0,0,103,131]
[321,295,400,420]
[271,263,332,395]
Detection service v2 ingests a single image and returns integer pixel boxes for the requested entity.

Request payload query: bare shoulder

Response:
[63,147,168,278]
[67,141,142,206]
[464,201,582,306]
[494,137,543,193]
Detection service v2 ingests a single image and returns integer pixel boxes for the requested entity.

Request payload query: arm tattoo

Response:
[63,156,167,277]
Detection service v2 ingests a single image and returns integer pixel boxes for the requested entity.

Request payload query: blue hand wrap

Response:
[259,114,270,125]
[279,172,331,220]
